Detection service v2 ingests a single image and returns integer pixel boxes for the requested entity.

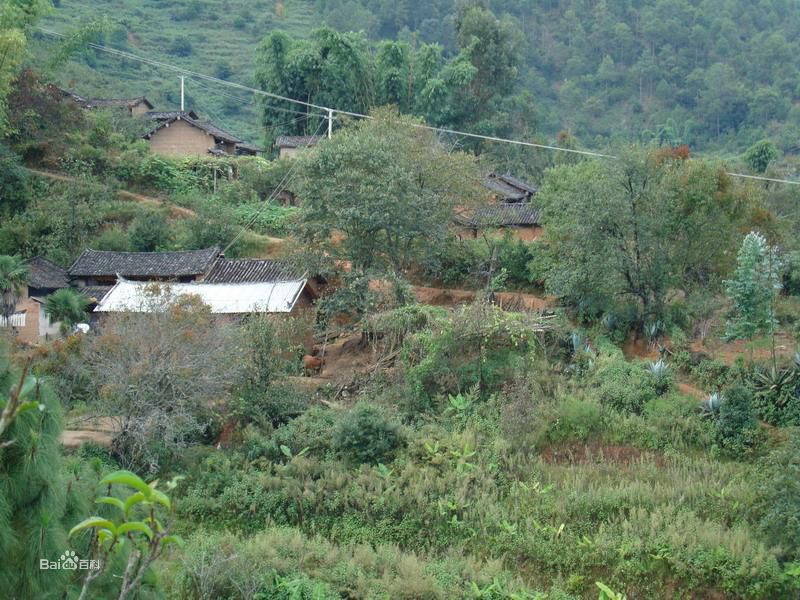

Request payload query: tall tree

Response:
[537,148,752,323]
[0,0,52,132]
[0,342,74,599]
[724,231,783,363]
[296,109,482,272]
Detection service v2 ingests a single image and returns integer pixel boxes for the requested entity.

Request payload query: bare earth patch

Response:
[540,441,666,467]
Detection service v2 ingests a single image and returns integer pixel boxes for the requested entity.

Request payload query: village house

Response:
[79,96,155,117]
[483,172,538,203]
[2,257,69,344]
[68,247,221,292]
[69,248,318,318]
[453,173,542,241]
[59,90,155,117]
[453,203,542,242]
[143,111,262,158]
[274,135,323,159]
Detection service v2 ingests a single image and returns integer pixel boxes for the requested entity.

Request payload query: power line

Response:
[222,119,327,254]
[36,27,800,185]
[723,172,800,186]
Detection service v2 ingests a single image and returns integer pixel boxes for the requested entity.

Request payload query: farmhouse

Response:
[2,256,69,344]
[69,249,317,317]
[274,135,324,159]
[69,247,221,290]
[95,278,310,316]
[60,90,155,117]
[454,203,542,242]
[483,172,538,203]
[143,111,262,158]
[79,96,154,117]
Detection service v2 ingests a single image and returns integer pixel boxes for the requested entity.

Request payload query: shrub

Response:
[92,226,131,251]
[333,403,405,465]
[754,432,800,561]
[128,211,171,251]
[594,356,658,414]
[717,385,763,457]
[168,36,193,56]
[545,396,604,444]
[420,235,487,287]
[233,201,297,236]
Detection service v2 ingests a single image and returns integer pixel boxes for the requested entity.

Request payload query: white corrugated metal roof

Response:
[94,279,307,314]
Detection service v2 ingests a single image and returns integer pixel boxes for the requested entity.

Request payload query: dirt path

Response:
[411,285,553,310]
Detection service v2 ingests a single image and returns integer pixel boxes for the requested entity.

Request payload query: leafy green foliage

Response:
[0,253,28,319]
[594,353,659,414]
[538,149,753,325]
[333,403,405,465]
[43,287,90,333]
[754,432,800,562]
[716,385,762,457]
[127,211,171,252]
[69,470,184,600]
[296,110,481,272]
[725,231,783,345]
[744,139,780,173]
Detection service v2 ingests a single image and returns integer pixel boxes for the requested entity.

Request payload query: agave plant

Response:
[570,330,585,355]
[644,320,664,345]
[700,391,722,417]
[646,359,671,395]
[753,363,797,410]
[601,313,617,332]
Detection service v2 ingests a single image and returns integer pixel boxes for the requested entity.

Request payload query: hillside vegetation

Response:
[2,2,800,599]
[31,0,800,159]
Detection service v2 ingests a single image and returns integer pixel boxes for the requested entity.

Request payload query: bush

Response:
[595,356,658,414]
[420,235,487,287]
[717,385,763,457]
[128,211,171,251]
[545,396,604,444]
[92,226,131,251]
[168,36,193,56]
[333,403,405,465]
[754,432,800,561]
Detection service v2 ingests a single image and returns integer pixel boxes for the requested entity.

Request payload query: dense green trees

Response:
[296,110,481,272]
[536,149,755,325]
[256,3,533,150]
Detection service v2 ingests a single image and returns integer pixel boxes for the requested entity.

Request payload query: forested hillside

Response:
[5,1,800,599]
[33,0,800,156]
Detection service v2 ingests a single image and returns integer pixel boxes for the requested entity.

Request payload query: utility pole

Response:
[180,76,185,112]
[327,108,333,139]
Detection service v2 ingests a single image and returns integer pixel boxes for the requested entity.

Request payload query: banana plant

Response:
[69,470,184,600]
[596,581,627,600]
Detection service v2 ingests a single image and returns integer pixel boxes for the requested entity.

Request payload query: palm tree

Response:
[43,288,90,334]
[0,255,28,322]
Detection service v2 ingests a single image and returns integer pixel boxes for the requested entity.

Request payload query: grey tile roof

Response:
[454,203,541,228]
[26,256,69,289]
[483,173,538,201]
[69,247,220,278]
[77,286,113,303]
[146,110,200,120]
[82,97,154,110]
[204,259,304,283]
[274,135,323,149]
